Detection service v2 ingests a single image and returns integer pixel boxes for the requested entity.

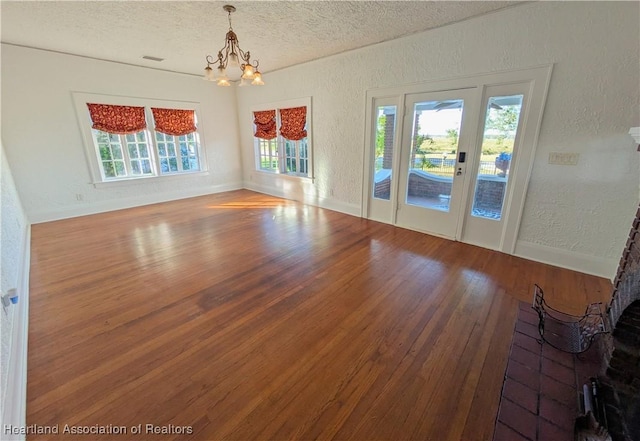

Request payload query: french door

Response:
[395,89,480,239]
[363,66,552,253]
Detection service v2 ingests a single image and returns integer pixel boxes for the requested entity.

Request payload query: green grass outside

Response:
[376,137,515,177]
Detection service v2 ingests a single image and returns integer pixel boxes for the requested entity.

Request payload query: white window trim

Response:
[250,97,313,180]
[72,92,209,186]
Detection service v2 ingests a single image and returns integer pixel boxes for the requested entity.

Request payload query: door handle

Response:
[458,152,466,163]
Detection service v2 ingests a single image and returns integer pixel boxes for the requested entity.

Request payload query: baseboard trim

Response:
[243,181,360,217]
[514,240,617,279]
[29,183,244,224]
[2,225,31,441]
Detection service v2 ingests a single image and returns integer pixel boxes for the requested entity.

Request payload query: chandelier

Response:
[204,5,264,87]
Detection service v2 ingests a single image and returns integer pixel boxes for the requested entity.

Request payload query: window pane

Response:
[141,160,152,174]
[160,158,169,173]
[137,132,146,142]
[128,144,139,158]
[131,161,141,174]
[284,140,301,175]
[140,144,149,158]
[156,132,164,141]
[95,131,109,143]
[405,100,463,212]
[158,143,166,156]
[169,158,178,171]
[189,157,199,169]
[103,161,115,177]
[471,95,523,220]
[180,143,188,156]
[372,105,396,201]
[258,138,278,172]
[167,143,176,156]
[109,133,119,142]
[126,134,135,142]
[112,145,123,160]
[99,145,112,160]
[115,161,126,176]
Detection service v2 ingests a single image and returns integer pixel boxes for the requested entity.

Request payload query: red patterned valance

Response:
[279,106,307,141]
[253,110,276,140]
[86,103,146,134]
[151,108,197,136]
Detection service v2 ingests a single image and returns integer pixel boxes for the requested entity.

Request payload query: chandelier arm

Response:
[219,46,229,68]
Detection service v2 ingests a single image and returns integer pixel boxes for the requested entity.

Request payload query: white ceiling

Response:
[1,1,524,80]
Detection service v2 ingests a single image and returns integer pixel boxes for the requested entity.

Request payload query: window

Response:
[94,130,153,178]
[257,138,279,172]
[73,93,206,183]
[284,138,308,175]
[155,131,200,173]
[252,98,312,178]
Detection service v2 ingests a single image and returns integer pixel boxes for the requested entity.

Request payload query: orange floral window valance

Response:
[253,110,277,140]
[151,108,197,136]
[279,106,307,141]
[86,103,147,134]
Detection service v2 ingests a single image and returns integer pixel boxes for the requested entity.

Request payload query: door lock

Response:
[456,167,463,176]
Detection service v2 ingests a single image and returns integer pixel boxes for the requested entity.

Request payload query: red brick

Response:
[513,332,542,355]
[503,378,538,414]
[498,399,537,441]
[519,301,532,312]
[507,359,540,391]
[538,418,573,441]
[539,396,576,430]
[493,421,532,441]
[541,344,575,369]
[574,348,601,386]
[540,374,577,408]
[511,345,541,371]
[515,321,540,339]
[519,308,539,326]
[541,357,575,387]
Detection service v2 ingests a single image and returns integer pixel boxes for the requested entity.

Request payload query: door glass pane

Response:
[372,105,396,201]
[405,99,463,212]
[471,95,523,220]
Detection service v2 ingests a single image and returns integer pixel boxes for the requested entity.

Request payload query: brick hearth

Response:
[493,302,602,441]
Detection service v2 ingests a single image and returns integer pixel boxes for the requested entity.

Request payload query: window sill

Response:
[91,170,210,188]
[254,169,314,183]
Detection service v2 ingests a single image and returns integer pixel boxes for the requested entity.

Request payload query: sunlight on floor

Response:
[207,199,296,209]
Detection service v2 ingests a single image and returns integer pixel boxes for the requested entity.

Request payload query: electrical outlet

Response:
[549,152,579,166]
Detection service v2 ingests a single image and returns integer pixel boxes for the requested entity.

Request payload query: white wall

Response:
[1,44,244,223]
[1,139,30,436]
[236,1,640,277]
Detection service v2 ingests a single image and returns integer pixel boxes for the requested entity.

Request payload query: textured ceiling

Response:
[1,1,524,79]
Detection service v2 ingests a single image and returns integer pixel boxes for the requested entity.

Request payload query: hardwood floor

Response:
[26,190,612,440]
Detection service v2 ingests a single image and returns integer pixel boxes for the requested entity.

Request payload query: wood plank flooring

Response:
[26,190,612,440]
